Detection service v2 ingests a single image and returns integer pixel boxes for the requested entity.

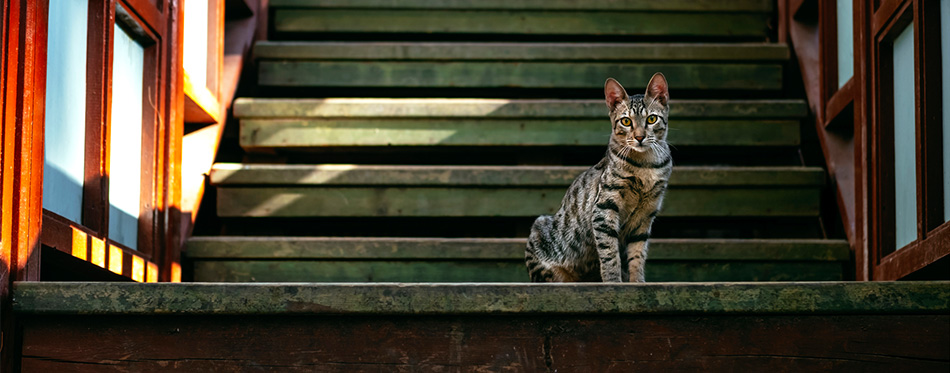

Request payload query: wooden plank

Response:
[273,9,769,37]
[190,260,844,282]
[233,98,809,119]
[18,314,950,371]
[254,42,791,61]
[270,0,774,12]
[214,186,821,217]
[259,61,783,90]
[13,282,950,315]
[185,237,851,261]
[210,165,826,187]
[239,118,800,148]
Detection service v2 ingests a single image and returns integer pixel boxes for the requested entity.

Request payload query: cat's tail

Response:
[525,215,554,282]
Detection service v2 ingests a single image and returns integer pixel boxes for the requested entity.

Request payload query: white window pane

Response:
[43,0,89,223]
[836,0,854,88]
[893,23,917,249]
[941,0,950,223]
[183,0,209,87]
[109,24,145,250]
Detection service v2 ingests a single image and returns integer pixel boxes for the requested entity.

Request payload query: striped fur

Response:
[526,73,672,282]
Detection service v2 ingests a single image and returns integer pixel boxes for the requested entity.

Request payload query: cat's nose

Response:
[634,135,645,143]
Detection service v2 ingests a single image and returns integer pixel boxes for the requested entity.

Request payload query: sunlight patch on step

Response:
[243,192,305,216]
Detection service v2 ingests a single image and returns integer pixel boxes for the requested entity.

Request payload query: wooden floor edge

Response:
[12,281,950,316]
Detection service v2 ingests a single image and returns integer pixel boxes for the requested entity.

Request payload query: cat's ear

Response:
[644,72,669,107]
[604,78,628,110]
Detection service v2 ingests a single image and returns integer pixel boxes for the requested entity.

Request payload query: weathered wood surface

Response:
[233,98,808,119]
[254,42,790,61]
[240,118,800,148]
[185,237,850,261]
[270,0,775,12]
[191,260,845,282]
[259,61,783,89]
[18,314,949,371]
[215,186,821,217]
[210,165,826,187]
[13,282,950,315]
[186,238,850,282]
[272,9,769,37]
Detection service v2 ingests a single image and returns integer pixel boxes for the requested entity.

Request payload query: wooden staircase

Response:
[186,0,848,283]
[14,1,948,370]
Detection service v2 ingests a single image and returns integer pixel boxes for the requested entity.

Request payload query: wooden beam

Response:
[215,186,822,217]
[239,119,800,148]
[233,98,808,119]
[12,282,949,315]
[184,237,851,261]
[269,0,775,12]
[272,9,769,37]
[254,42,791,61]
[258,61,783,90]
[209,165,827,187]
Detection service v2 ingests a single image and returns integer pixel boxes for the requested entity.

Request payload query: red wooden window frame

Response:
[39,0,182,282]
[868,0,950,280]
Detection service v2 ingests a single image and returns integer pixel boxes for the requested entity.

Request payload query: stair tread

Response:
[234,98,807,118]
[15,282,948,315]
[259,61,782,90]
[271,6,770,38]
[185,237,850,261]
[255,42,790,61]
[270,0,774,12]
[211,164,826,187]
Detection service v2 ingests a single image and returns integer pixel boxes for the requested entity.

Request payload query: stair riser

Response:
[215,187,821,217]
[233,99,808,119]
[259,61,783,90]
[190,260,845,282]
[255,42,790,61]
[21,314,948,371]
[273,9,770,38]
[240,119,800,149]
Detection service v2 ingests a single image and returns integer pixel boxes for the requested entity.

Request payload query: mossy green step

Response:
[259,61,782,90]
[15,281,950,371]
[234,98,806,149]
[270,0,773,38]
[254,42,790,61]
[185,237,849,282]
[212,165,824,218]
[15,281,948,315]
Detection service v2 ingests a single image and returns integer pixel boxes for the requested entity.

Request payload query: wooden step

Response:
[258,61,782,90]
[14,282,950,370]
[234,98,806,149]
[185,237,850,282]
[255,42,790,61]
[212,165,825,218]
[270,0,773,38]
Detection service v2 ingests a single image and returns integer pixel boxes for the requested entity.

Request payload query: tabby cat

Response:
[525,73,672,283]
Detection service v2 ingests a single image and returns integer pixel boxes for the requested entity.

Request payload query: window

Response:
[869,0,950,280]
[39,0,180,282]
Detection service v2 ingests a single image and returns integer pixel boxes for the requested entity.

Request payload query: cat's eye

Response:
[646,115,658,125]
[620,117,632,126]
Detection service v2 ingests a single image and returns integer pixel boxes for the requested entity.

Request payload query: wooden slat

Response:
[239,118,800,148]
[191,260,844,282]
[210,165,827,187]
[258,61,783,90]
[233,99,808,119]
[272,9,769,37]
[19,314,950,371]
[270,0,774,12]
[13,282,950,315]
[185,237,851,261]
[254,42,790,61]
[215,186,821,217]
